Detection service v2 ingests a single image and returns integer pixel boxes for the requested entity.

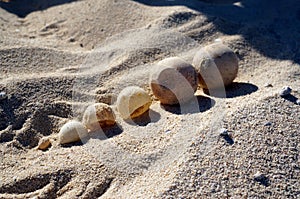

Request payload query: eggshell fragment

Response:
[37,136,51,150]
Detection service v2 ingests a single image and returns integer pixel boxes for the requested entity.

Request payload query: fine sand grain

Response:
[0,0,299,198]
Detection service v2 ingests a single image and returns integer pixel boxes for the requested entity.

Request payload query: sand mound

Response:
[0,0,299,198]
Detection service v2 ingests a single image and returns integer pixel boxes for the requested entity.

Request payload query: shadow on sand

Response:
[281,94,299,105]
[203,82,258,98]
[61,124,123,148]
[2,0,299,63]
[124,109,161,126]
[0,0,78,17]
[89,124,123,139]
[133,0,300,64]
[161,95,215,115]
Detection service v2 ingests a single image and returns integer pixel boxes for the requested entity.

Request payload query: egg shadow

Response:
[89,123,123,140]
[204,82,258,98]
[60,140,84,148]
[61,124,123,147]
[161,95,215,115]
[124,109,161,126]
[281,94,299,105]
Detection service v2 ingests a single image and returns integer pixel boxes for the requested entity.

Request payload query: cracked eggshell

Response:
[150,57,198,105]
[58,121,88,144]
[192,43,238,90]
[82,103,116,131]
[116,86,151,119]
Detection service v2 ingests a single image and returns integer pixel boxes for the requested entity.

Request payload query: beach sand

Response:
[0,0,299,198]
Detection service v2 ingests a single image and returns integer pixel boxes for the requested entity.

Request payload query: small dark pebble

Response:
[253,172,265,181]
[264,83,273,87]
[165,129,171,134]
[0,92,7,100]
[69,38,75,42]
[264,121,272,126]
[219,128,234,145]
[253,172,269,186]
[279,86,292,96]
[219,128,228,136]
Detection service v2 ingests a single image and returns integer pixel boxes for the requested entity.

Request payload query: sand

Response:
[0,0,299,198]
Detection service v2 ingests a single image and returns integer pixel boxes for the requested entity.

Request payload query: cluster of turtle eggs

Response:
[56,86,152,145]
[48,42,238,146]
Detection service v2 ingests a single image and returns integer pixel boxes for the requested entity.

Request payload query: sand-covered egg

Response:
[116,86,151,119]
[82,103,116,131]
[150,57,198,105]
[58,121,88,144]
[192,43,238,90]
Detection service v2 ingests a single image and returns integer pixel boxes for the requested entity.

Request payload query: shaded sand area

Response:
[0,0,299,198]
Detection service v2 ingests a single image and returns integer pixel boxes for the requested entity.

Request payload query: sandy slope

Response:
[0,0,299,198]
